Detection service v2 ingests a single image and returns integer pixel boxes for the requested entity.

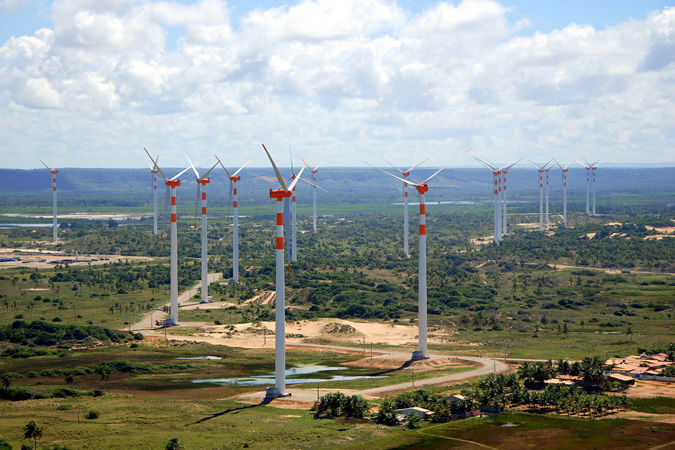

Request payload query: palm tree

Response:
[1,374,12,388]
[24,421,43,450]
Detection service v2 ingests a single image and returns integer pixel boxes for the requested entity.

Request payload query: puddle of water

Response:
[176,356,222,360]
[502,423,520,427]
[192,364,387,386]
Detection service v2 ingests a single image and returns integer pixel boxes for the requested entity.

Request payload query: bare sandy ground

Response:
[0,247,151,269]
[623,380,675,399]
[180,301,235,311]
[645,225,675,234]
[194,318,431,347]
[548,264,674,277]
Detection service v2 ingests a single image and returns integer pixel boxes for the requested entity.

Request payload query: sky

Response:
[0,0,673,169]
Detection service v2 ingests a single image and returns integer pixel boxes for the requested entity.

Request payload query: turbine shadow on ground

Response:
[187,399,270,425]
[361,359,413,377]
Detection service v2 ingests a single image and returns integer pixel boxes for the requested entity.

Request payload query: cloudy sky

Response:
[0,0,673,169]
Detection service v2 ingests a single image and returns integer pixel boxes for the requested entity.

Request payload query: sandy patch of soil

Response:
[0,248,151,269]
[242,290,275,306]
[515,223,540,229]
[645,225,675,234]
[181,301,235,311]
[198,318,423,346]
[585,232,596,239]
[615,411,675,424]
[644,235,673,240]
[623,380,675,399]
[470,237,493,245]
[606,222,623,226]
[343,356,468,371]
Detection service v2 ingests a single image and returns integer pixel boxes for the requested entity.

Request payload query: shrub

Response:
[165,438,184,450]
[375,399,400,426]
[85,410,99,420]
[405,412,421,429]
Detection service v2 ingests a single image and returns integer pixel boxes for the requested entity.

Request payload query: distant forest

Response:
[0,167,673,211]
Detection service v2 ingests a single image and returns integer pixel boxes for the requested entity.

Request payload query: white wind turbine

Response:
[185,154,218,304]
[149,158,160,235]
[144,149,194,326]
[530,160,552,232]
[40,160,59,242]
[381,157,429,257]
[215,157,251,284]
[500,160,520,237]
[310,162,324,233]
[474,157,502,244]
[588,159,600,216]
[555,160,571,228]
[367,148,470,360]
[261,144,307,398]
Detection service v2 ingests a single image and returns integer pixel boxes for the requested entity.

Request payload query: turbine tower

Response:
[474,157,501,244]
[545,167,550,229]
[555,161,571,228]
[40,161,59,242]
[216,157,250,284]
[367,148,470,360]
[185,154,218,304]
[261,144,306,398]
[530,160,552,232]
[590,161,600,216]
[581,160,591,215]
[144,149,193,326]
[382,157,429,257]
[149,159,159,235]
[500,160,520,237]
[310,162,324,233]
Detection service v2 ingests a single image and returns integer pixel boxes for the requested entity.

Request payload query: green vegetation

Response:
[311,392,369,419]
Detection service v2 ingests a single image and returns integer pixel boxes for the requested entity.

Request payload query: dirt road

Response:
[130,272,221,331]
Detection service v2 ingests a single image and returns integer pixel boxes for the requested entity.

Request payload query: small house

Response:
[395,407,433,420]
[608,373,635,386]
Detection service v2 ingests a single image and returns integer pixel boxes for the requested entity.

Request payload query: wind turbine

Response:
[381,157,429,257]
[545,166,551,229]
[215,157,250,284]
[261,144,307,398]
[149,158,160,235]
[144,149,193,326]
[530,160,552,232]
[555,160,571,227]
[310,162,324,233]
[474,157,501,244]
[40,160,59,242]
[589,160,600,216]
[500,160,520,237]
[185,154,218,304]
[367,148,470,360]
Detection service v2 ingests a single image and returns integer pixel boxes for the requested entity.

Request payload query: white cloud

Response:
[0,1,673,168]
[0,0,31,14]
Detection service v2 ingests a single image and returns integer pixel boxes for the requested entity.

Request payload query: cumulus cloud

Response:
[0,0,673,168]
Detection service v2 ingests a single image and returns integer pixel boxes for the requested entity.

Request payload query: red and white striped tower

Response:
[291,178,297,263]
[261,144,307,398]
[403,172,410,257]
[493,170,502,243]
[231,175,240,283]
[545,168,550,229]
[197,177,210,302]
[41,161,59,242]
[502,168,509,237]
[562,167,568,227]
[152,167,159,235]
[167,178,180,325]
[412,184,429,360]
[145,149,193,326]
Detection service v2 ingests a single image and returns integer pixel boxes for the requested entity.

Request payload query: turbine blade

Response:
[298,176,327,192]
[313,161,324,171]
[381,157,405,174]
[215,155,232,177]
[40,160,51,171]
[261,144,288,191]
[184,153,200,179]
[364,161,420,186]
[144,148,168,181]
[202,160,219,179]
[289,137,294,175]
[232,160,251,177]
[422,147,472,184]
[473,156,496,171]
[405,157,430,173]
[171,165,194,181]
[287,163,307,191]
[504,158,522,170]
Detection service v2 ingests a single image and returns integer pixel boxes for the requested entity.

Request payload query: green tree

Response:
[405,412,420,429]
[165,438,183,450]
[23,421,42,450]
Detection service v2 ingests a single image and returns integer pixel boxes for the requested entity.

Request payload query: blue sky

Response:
[2,0,671,47]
